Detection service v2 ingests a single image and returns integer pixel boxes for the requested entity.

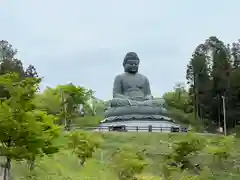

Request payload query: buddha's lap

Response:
[111,98,144,102]
[110,98,160,106]
[104,106,166,118]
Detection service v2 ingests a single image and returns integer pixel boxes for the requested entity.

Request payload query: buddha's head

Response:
[123,52,139,74]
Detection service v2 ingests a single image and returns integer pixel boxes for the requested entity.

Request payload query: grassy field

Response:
[10,132,240,180]
[72,116,103,128]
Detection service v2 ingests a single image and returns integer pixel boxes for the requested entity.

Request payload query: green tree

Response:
[0,73,59,180]
[227,40,240,129]
[0,40,17,60]
[84,96,106,116]
[0,40,39,100]
[206,37,231,127]
[24,64,40,79]
[34,83,93,129]
[26,110,60,170]
[0,40,25,100]
[186,43,211,121]
[186,36,236,132]
[163,82,192,113]
[111,148,147,180]
[56,83,92,129]
[227,67,240,129]
[34,87,62,116]
[231,40,240,69]
[66,131,102,166]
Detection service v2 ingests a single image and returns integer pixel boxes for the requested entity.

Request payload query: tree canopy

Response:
[185,37,240,131]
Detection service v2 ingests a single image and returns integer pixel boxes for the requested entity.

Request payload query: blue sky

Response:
[1,0,240,100]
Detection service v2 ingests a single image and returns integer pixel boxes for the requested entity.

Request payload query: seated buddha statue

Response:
[104,52,166,118]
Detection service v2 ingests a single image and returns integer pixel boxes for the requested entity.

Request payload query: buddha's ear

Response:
[123,62,127,69]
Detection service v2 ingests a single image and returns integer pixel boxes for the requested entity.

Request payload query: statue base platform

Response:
[101,114,174,123]
[104,106,167,117]
[98,115,180,132]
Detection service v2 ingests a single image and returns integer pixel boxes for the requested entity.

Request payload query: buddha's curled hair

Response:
[123,52,140,65]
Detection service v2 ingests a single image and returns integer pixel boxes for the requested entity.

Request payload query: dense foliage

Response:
[162,37,240,133]
[0,41,95,179]
[6,132,240,180]
[186,37,240,131]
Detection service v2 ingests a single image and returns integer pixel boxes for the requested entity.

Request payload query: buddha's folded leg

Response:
[142,100,156,106]
[129,100,144,106]
[110,98,165,107]
[110,98,131,107]
[143,99,165,106]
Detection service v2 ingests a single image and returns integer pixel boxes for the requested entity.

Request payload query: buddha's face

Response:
[124,59,139,74]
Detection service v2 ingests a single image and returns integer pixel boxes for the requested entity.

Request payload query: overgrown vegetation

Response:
[7,132,240,179]
[0,73,60,180]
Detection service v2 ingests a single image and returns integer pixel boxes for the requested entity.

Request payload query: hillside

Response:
[10,132,240,180]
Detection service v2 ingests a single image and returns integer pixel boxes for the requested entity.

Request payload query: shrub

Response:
[111,148,147,180]
[66,131,102,166]
[205,135,236,167]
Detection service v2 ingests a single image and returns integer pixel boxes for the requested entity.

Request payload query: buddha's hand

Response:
[128,97,135,101]
[144,95,153,100]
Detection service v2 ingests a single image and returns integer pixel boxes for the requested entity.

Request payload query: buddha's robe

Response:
[109,72,165,107]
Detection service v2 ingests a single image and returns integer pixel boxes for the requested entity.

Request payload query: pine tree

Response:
[205,36,232,129]
[186,44,211,120]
